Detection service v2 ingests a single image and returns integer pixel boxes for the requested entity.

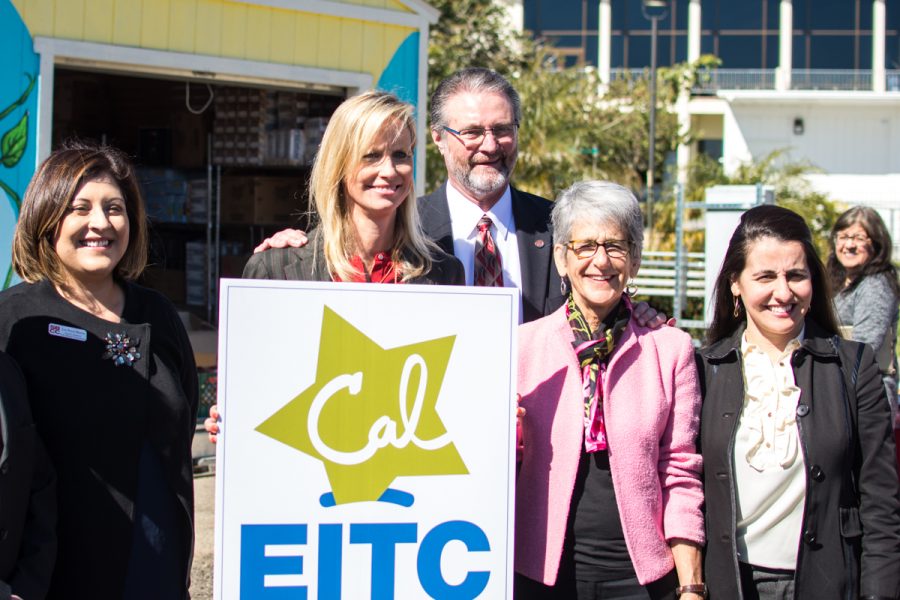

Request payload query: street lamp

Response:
[642,0,668,238]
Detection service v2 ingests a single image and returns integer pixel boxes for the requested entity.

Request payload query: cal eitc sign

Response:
[214,281,518,599]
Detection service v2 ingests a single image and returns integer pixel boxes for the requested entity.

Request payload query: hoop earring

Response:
[625,280,638,296]
[560,276,569,295]
[733,296,742,318]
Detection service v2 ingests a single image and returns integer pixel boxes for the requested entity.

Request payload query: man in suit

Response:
[0,351,55,600]
[420,67,562,323]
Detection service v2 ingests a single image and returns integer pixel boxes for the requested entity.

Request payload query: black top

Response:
[0,280,198,599]
[0,350,56,600]
[568,450,635,581]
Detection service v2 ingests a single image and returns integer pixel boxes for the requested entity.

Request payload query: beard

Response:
[447,149,518,198]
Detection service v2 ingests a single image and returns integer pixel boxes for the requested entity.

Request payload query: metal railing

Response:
[610,67,900,93]
[692,68,776,93]
[632,251,706,298]
[790,69,872,91]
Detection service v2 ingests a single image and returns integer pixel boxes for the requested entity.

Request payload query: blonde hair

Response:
[310,90,434,281]
[13,141,148,286]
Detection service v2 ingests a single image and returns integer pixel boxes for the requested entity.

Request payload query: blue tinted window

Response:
[528,0,586,31]
[766,0,780,29]
[611,35,626,67]
[809,35,856,69]
[887,35,900,69]
[809,0,855,30]
[717,35,763,69]
[717,0,764,30]
[764,34,779,69]
[859,36,872,70]
[793,0,810,30]
[628,35,652,67]
[793,35,809,69]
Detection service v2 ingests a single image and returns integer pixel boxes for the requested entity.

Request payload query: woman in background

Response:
[699,205,900,598]
[827,206,899,425]
[0,142,198,599]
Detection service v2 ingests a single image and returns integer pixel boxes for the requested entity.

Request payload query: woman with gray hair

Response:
[515,181,706,599]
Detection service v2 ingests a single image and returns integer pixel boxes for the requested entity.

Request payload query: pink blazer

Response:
[515,301,705,585]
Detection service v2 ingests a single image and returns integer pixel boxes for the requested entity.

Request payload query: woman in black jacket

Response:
[0,142,198,599]
[697,205,900,599]
[0,350,55,600]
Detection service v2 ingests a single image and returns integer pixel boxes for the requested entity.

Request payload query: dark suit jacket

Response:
[0,351,55,600]
[243,228,465,285]
[418,183,564,323]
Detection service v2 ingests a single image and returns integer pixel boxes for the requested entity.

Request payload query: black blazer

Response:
[243,228,465,285]
[0,281,198,599]
[697,320,900,600]
[0,352,55,600]
[417,183,564,323]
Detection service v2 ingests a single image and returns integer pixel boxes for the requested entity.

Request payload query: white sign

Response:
[213,279,519,599]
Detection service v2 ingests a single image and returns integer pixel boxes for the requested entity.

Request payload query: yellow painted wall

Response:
[11,0,418,81]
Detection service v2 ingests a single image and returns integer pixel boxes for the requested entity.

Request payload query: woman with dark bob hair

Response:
[0,141,198,599]
[827,206,899,425]
[698,204,900,599]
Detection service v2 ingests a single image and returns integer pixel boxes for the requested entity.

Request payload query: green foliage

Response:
[1,111,27,168]
[684,149,840,256]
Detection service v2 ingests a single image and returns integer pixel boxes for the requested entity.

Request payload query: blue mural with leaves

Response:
[0,0,38,288]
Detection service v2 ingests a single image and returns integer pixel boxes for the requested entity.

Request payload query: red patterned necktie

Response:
[474,215,503,287]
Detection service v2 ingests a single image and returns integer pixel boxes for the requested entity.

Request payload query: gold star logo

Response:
[256,306,468,505]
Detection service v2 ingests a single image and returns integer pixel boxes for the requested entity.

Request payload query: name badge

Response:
[48,323,87,342]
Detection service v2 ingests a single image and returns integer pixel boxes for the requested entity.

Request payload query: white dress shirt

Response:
[734,331,807,570]
[445,181,524,321]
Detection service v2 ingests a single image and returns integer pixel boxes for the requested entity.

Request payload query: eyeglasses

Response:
[565,239,631,260]
[834,233,870,244]
[441,123,519,145]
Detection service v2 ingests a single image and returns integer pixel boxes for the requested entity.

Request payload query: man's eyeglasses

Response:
[442,123,519,145]
[834,233,870,244]
[565,239,631,260]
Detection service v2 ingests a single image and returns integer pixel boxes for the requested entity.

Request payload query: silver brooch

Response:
[102,332,142,367]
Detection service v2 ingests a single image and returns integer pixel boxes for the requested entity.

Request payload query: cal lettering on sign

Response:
[48,323,87,342]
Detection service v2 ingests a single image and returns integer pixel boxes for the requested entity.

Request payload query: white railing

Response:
[609,67,900,93]
[692,68,776,92]
[632,251,705,298]
[790,69,872,91]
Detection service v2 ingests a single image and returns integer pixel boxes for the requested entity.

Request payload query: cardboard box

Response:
[220,176,305,225]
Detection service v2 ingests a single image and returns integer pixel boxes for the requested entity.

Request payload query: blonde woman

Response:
[242,90,464,285]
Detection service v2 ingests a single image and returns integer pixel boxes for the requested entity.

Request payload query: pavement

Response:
[190,473,215,600]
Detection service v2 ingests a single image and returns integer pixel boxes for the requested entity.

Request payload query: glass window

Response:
[611,35,626,67]
[887,35,900,70]
[530,0,588,31]
[793,0,810,31]
[765,0,780,29]
[701,33,718,57]
[858,36,872,70]
[717,0,764,31]
[701,0,718,30]
[793,35,809,69]
[765,34,779,69]
[809,0,856,30]
[716,36,763,69]
[627,34,653,67]
[809,35,856,69]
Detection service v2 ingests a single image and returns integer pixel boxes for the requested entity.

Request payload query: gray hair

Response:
[429,68,522,129]
[551,181,644,261]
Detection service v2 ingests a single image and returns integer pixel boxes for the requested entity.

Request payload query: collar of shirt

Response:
[445,180,514,242]
[740,327,805,362]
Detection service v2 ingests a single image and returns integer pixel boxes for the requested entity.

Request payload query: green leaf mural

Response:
[1,111,27,168]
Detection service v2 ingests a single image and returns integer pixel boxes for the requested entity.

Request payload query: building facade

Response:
[522,0,900,253]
